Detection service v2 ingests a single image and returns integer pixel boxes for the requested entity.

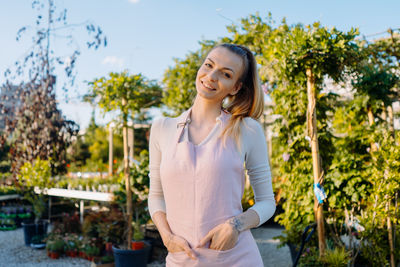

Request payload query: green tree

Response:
[0,0,105,176]
[18,158,54,222]
[86,71,162,249]
[351,44,399,266]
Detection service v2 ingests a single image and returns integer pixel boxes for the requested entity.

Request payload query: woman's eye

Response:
[224,73,231,79]
[205,63,212,68]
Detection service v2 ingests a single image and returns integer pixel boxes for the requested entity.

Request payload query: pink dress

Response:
[159,107,264,267]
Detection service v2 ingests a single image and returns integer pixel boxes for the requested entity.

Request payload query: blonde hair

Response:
[211,44,264,152]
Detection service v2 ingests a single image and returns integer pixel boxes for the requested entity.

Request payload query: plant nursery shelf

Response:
[42,188,114,202]
[0,194,22,201]
[35,188,114,223]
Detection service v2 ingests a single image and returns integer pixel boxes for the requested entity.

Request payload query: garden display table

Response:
[35,188,114,223]
[0,194,22,201]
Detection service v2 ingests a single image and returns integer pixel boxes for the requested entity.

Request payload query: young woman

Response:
[148,43,276,267]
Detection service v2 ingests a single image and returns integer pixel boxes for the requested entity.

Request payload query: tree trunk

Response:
[306,68,326,256]
[388,104,395,139]
[383,105,396,267]
[108,123,113,177]
[367,106,378,152]
[369,105,380,223]
[387,201,395,267]
[122,98,132,249]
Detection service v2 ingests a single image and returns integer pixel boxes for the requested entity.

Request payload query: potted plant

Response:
[16,206,32,227]
[46,235,64,259]
[64,233,79,257]
[131,221,145,250]
[87,73,161,267]
[112,237,151,267]
[0,218,17,231]
[85,238,101,261]
[111,151,152,267]
[97,206,125,253]
[30,233,47,249]
[79,236,90,259]
[18,158,53,246]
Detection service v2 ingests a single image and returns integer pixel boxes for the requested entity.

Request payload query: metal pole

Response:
[48,196,51,221]
[80,200,84,224]
[108,123,114,177]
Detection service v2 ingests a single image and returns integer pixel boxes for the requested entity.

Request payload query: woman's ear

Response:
[230,82,242,96]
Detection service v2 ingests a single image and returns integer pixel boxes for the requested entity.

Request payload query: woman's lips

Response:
[201,80,216,91]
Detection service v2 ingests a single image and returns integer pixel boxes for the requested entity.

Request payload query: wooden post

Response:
[108,123,114,177]
[388,104,396,267]
[383,106,396,267]
[388,104,395,139]
[306,68,326,256]
[128,123,134,162]
[387,199,395,267]
[367,106,378,152]
[122,98,132,249]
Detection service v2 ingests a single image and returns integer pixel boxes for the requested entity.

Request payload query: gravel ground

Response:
[0,227,290,267]
[251,227,292,267]
[0,228,88,266]
[0,228,164,267]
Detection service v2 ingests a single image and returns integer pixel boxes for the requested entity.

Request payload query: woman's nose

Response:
[207,70,218,82]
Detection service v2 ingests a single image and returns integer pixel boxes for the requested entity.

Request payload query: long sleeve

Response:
[242,117,276,227]
[148,117,167,219]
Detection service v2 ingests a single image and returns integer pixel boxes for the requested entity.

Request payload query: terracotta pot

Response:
[50,251,60,259]
[66,250,77,257]
[79,251,86,259]
[105,242,113,252]
[131,241,145,250]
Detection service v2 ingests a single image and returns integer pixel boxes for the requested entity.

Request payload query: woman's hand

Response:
[164,233,197,260]
[196,222,239,251]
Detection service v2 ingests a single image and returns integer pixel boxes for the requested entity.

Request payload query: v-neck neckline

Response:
[185,121,220,147]
[185,108,224,147]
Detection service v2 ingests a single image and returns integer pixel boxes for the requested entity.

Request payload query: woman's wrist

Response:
[161,231,173,247]
[225,217,245,233]
[225,209,260,233]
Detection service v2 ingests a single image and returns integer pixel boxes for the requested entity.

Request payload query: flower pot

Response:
[144,237,156,263]
[49,251,60,259]
[66,250,77,257]
[287,242,300,264]
[69,250,78,257]
[131,241,144,250]
[105,242,113,252]
[112,241,151,267]
[21,220,48,246]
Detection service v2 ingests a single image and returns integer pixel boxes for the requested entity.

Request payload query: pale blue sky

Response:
[1,0,399,129]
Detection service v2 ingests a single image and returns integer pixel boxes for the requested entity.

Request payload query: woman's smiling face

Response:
[195,46,244,102]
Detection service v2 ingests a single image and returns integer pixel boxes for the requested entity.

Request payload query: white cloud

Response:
[102,56,124,68]
[128,0,140,4]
